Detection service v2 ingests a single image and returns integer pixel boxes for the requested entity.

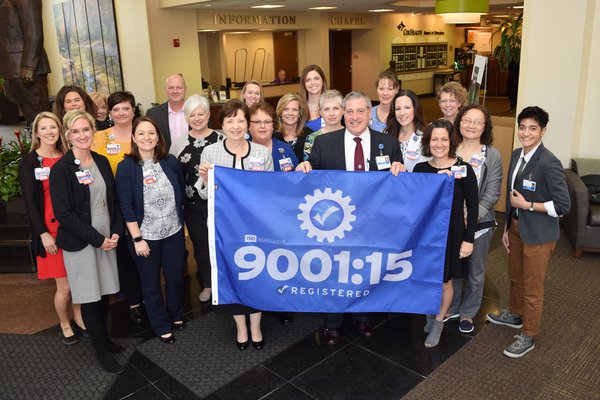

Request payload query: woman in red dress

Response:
[18,112,85,345]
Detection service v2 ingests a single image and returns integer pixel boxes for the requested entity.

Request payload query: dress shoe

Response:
[172,321,185,331]
[58,327,79,346]
[129,306,143,324]
[198,288,212,303]
[97,353,124,374]
[354,321,374,338]
[72,322,90,338]
[106,339,125,354]
[159,334,176,344]
[252,340,264,350]
[323,328,340,346]
[279,313,292,325]
[236,340,249,350]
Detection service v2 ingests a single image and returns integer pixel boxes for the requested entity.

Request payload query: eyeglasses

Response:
[250,120,273,126]
[461,118,485,127]
[439,99,458,105]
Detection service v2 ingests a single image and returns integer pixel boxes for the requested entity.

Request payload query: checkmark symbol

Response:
[277,285,288,294]
[313,206,339,226]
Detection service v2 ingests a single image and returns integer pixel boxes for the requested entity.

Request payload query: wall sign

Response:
[212,14,296,25]
[397,21,445,36]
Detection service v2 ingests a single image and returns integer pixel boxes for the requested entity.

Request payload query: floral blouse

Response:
[177,131,223,204]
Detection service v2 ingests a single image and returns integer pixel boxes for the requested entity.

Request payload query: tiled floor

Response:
[26,266,500,400]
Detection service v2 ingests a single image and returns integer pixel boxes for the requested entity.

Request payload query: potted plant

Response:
[0,78,21,124]
[492,13,522,111]
[0,130,30,222]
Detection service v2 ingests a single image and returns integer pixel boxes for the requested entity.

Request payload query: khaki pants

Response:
[508,218,556,337]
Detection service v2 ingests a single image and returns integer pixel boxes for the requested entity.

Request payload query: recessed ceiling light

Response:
[309,6,338,10]
[368,9,394,13]
[512,5,524,9]
[251,4,284,9]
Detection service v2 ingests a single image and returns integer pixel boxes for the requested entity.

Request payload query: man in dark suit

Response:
[487,106,570,358]
[145,73,187,152]
[0,0,51,124]
[296,91,405,345]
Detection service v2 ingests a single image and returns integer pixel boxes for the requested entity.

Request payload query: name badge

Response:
[376,155,391,170]
[278,157,293,172]
[75,170,93,185]
[248,157,265,171]
[405,150,418,161]
[106,143,121,155]
[143,169,156,185]
[468,154,484,180]
[451,165,467,178]
[522,179,536,191]
[34,167,51,181]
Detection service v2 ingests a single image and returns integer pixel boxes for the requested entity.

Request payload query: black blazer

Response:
[18,151,49,258]
[308,127,403,171]
[49,150,123,251]
[145,103,172,150]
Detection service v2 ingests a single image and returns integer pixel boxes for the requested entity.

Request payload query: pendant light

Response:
[435,0,489,24]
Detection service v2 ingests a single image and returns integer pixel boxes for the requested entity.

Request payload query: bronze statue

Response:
[0,0,51,124]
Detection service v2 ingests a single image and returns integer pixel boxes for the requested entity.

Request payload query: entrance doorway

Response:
[329,30,352,96]
[273,31,298,81]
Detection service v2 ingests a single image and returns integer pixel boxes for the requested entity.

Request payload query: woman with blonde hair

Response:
[19,111,84,345]
[241,80,263,107]
[50,110,124,373]
[437,81,468,123]
[273,92,310,162]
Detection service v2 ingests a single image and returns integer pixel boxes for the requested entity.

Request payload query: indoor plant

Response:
[493,13,522,111]
[0,129,30,202]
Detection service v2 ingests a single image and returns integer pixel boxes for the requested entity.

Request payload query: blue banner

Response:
[208,167,454,314]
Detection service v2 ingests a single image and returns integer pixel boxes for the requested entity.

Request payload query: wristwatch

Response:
[133,236,143,243]
[528,202,534,212]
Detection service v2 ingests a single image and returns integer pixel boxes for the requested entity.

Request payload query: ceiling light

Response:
[251,4,284,9]
[435,0,489,24]
[512,5,524,9]
[309,6,338,10]
[368,9,394,13]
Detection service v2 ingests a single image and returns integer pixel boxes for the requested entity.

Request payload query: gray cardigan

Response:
[477,146,503,227]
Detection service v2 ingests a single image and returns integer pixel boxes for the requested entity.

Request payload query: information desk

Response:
[209,82,299,129]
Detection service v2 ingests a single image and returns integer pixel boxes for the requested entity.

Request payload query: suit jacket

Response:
[115,155,185,228]
[505,142,570,244]
[49,150,123,251]
[308,127,403,171]
[0,0,51,79]
[18,151,48,257]
[146,103,173,150]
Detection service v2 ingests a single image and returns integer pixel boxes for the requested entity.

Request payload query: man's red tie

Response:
[354,137,365,171]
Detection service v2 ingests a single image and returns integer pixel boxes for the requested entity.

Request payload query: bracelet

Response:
[132,236,143,243]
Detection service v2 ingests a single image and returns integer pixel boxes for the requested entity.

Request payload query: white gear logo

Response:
[298,188,356,243]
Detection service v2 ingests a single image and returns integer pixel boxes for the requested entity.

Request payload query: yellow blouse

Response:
[92,128,131,176]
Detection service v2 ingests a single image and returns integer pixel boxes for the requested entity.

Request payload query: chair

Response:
[563,158,600,257]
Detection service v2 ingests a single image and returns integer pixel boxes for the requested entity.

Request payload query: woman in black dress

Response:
[413,119,478,348]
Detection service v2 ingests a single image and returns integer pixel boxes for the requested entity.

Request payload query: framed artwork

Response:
[53,0,123,93]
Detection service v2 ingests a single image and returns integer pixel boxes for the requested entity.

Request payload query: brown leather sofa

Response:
[563,158,600,257]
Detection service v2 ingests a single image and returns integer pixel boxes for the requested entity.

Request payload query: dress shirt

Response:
[344,129,371,171]
[168,104,187,143]
[510,142,557,217]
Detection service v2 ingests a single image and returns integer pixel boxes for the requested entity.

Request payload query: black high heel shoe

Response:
[236,340,249,350]
[252,339,264,350]
[160,333,175,344]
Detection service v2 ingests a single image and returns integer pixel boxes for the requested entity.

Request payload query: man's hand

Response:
[390,162,406,176]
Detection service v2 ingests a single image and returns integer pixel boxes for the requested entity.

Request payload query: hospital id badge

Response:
[376,155,391,170]
[143,169,156,184]
[278,157,293,172]
[106,143,121,155]
[34,167,51,181]
[451,165,467,178]
[405,150,418,161]
[522,179,536,191]
[248,157,265,171]
[75,170,93,185]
